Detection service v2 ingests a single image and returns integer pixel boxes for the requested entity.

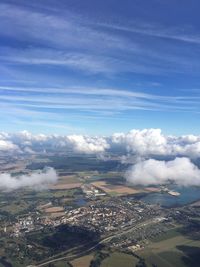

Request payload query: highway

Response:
[31,216,162,267]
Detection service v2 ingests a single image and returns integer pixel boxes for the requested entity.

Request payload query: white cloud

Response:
[125,157,200,186]
[112,128,168,155]
[66,135,109,154]
[111,129,200,158]
[0,167,58,191]
[1,129,200,157]
[0,139,18,151]
[1,2,200,78]
[100,22,200,45]
[1,129,200,188]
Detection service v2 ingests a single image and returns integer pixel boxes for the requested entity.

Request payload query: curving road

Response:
[31,217,161,267]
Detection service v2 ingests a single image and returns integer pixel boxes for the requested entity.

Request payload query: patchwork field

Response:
[91,181,143,195]
[40,205,66,218]
[48,212,66,218]
[49,183,82,190]
[58,175,81,183]
[44,206,64,213]
[48,173,83,190]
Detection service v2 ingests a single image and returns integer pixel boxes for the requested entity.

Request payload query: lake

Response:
[141,186,200,207]
[75,197,87,207]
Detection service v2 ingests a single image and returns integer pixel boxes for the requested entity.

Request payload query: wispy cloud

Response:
[0,86,200,117]
[0,3,132,52]
[1,3,200,76]
[1,85,200,101]
[99,21,200,45]
[1,1,200,134]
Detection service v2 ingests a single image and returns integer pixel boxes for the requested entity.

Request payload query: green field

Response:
[138,229,200,267]
[1,200,30,215]
[39,188,82,198]
[151,227,182,242]
[54,261,72,267]
[100,252,138,267]
[27,155,122,172]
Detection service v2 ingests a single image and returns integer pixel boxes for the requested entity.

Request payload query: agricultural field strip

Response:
[91,181,142,194]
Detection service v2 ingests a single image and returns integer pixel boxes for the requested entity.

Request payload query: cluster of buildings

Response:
[12,214,45,237]
[9,197,200,244]
[4,192,200,261]
[110,216,170,249]
[63,198,163,234]
[82,184,106,199]
[9,197,164,238]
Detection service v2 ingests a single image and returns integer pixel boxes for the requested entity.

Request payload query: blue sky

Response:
[1,0,200,135]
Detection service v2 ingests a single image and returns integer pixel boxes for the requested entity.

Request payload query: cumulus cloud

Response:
[0,167,58,191]
[125,157,200,186]
[0,129,200,157]
[66,135,109,153]
[0,140,19,151]
[0,131,110,154]
[111,128,200,158]
[112,128,168,155]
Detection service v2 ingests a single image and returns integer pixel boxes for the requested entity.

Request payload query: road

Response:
[31,216,162,267]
